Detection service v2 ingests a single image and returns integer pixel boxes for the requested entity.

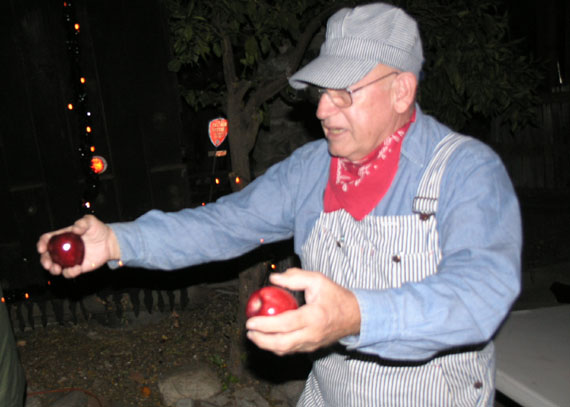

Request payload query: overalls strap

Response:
[413,133,469,217]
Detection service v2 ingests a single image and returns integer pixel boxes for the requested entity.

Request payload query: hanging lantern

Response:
[90,155,108,174]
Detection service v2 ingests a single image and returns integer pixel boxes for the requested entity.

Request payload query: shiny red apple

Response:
[47,232,85,268]
[246,286,298,318]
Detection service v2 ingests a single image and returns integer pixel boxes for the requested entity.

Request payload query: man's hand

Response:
[245,268,361,356]
[37,215,121,279]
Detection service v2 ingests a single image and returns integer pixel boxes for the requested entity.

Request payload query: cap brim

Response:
[289,55,378,90]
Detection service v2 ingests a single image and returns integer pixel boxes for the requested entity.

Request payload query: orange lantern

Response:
[90,155,107,174]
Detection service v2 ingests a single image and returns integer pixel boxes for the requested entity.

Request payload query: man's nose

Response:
[316,92,339,120]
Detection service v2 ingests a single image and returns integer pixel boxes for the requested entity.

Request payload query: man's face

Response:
[316,65,399,162]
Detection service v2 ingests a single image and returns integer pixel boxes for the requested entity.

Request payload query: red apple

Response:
[47,232,85,268]
[246,286,298,318]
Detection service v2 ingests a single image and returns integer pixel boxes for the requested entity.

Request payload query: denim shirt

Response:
[110,105,521,360]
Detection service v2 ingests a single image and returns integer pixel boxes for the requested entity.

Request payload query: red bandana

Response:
[323,111,415,220]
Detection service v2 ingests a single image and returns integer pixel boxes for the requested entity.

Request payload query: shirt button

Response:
[419,213,432,221]
[392,255,401,263]
[474,381,483,389]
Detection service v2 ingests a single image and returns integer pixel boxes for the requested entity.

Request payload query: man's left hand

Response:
[245,268,361,356]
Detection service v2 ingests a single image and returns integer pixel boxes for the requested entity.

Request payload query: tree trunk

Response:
[228,261,267,377]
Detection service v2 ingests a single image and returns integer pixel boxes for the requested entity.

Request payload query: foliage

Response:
[163,0,348,186]
[164,0,346,111]
[164,0,543,162]
[401,0,543,133]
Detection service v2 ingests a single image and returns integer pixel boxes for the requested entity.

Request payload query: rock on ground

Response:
[158,362,222,406]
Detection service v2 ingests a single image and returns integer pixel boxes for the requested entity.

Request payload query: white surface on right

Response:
[494,305,570,407]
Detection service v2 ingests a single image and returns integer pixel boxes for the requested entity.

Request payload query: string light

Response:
[215,178,220,185]
[235,177,241,184]
[63,1,105,215]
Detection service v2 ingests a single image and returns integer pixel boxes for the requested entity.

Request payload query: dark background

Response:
[0,0,235,296]
[0,0,568,304]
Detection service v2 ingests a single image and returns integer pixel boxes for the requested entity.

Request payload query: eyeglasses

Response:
[308,71,398,108]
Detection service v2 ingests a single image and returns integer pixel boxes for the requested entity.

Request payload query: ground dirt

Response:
[17,281,310,406]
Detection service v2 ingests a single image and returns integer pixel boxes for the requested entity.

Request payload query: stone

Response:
[233,387,270,407]
[158,362,222,406]
[269,380,305,407]
[47,390,88,407]
[197,391,232,406]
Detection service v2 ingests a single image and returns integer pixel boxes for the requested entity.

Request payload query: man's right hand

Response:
[37,215,121,279]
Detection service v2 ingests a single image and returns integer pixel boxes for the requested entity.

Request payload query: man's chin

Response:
[327,141,347,159]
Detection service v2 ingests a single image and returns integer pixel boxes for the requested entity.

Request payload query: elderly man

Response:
[38,3,521,406]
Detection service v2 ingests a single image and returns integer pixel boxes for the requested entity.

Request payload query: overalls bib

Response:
[298,133,495,407]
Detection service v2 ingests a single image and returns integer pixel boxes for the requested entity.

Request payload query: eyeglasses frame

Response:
[317,71,399,108]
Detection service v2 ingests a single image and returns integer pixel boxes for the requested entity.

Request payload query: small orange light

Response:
[25,293,30,299]
[90,156,107,174]
[63,2,68,7]
[84,201,91,208]
[86,126,92,133]
[74,23,80,31]
[141,386,151,397]
[259,238,265,243]
[271,264,276,270]
[47,280,51,286]
[90,146,95,152]
[1,297,5,303]
[80,77,86,84]
[215,178,220,185]
[67,103,74,110]
[201,202,206,206]
[235,177,241,184]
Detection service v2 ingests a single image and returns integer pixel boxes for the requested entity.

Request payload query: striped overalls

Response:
[298,134,495,407]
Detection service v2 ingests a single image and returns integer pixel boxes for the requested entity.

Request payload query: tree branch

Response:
[246,3,345,111]
[287,4,344,76]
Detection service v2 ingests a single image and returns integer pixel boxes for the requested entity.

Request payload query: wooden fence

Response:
[489,89,570,190]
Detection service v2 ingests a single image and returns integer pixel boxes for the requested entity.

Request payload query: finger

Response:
[246,330,298,355]
[40,253,62,276]
[39,252,53,271]
[269,268,317,291]
[246,308,303,333]
[247,326,316,355]
[36,233,50,253]
[62,265,82,279]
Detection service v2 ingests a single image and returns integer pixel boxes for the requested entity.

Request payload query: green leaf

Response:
[167,59,182,73]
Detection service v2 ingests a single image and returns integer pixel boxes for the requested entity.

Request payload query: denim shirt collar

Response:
[400,104,453,171]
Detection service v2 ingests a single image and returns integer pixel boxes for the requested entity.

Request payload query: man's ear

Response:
[392,72,417,113]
